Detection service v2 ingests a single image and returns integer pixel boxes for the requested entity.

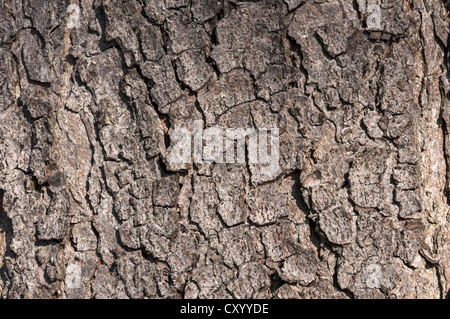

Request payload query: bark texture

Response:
[1,0,450,299]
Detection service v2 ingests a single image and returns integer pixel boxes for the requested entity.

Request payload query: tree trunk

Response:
[1,0,450,299]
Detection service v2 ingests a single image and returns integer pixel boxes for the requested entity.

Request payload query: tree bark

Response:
[1,0,450,299]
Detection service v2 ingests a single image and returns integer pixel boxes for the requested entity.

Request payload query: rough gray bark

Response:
[1,0,450,299]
